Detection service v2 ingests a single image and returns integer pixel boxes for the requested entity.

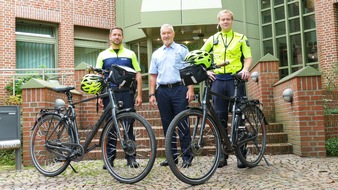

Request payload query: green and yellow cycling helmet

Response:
[184,50,212,68]
[80,74,103,94]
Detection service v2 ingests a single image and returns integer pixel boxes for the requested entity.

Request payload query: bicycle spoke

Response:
[102,112,156,184]
[30,114,71,177]
[165,109,220,185]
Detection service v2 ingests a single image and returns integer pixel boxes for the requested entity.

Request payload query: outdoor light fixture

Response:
[251,71,259,82]
[282,88,293,102]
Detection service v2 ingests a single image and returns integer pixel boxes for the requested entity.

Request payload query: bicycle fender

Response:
[117,108,136,114]
[185,105,203,111]
[239,103,268,125]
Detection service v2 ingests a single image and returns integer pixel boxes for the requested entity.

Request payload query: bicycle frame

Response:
[198,76,247,154]
[44,74,134,159]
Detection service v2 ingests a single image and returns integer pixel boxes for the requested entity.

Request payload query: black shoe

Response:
[218,154,228,168]
[182,160,192,168]
[127,157,139,168]
[103,160,114,170]
[160,159,178,166]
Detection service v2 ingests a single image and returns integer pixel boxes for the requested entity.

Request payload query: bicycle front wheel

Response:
[101,112,156,184]
[165,109,221,185]
[235,105,267,168]
[30,114,72,177]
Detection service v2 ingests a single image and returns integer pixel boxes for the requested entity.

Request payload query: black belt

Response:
[111,87,131,92]
[159,82,182,88]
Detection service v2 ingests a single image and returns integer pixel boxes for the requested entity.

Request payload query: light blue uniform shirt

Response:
[149,42,189,85]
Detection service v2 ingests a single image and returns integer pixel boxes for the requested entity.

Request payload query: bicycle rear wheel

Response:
[235,105,267,168]
[30,114,72,177]
[101,112,156,184]
[165,109,221,185]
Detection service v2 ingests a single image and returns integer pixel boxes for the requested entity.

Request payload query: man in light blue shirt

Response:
[149,24,194,168]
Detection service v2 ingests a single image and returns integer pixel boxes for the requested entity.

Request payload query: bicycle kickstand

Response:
[262,154,271,166]
[69,163,79,173]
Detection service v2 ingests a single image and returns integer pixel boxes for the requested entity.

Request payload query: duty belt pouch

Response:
[179,65,208,86]
[110,65,137,89]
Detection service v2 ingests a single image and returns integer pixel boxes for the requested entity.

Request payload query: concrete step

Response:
[83,142,293,160]
[77,103,293,160]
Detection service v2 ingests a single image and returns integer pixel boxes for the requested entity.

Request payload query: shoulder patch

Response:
[180,44,188,49]
[246,40,250,47]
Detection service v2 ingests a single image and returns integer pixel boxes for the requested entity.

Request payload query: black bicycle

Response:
[30,67,156,184]
[165,63,269,185]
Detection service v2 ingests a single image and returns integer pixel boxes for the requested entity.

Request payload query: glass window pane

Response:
[275,6,285,21]
[274,0,284,6]
[16,41,55,70]
[276,37,288,67]
[276,21,286,36]
[16,23,55,38]
[288,2,300,17]
[262,25,272,38]
[261,0,270,9]
[74,47,103,67]
[304,15,316,30]
[292,66,303,73]
[263,40,273,55]
[262,10,272,23]
[130,42,149,73]
[279,68,289,79]
[289,18,300,33]
[304,31,318,63]
[290,34,302,65]
[303,0,315,13]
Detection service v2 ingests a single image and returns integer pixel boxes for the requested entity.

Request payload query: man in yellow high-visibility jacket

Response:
[201,9,253,169]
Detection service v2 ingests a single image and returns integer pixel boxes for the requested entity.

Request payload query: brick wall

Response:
[0,1,16,99]
[248,55,327,157]
[315,1,338,87]
[21,87,83,166]
[247,58,279,123]
[0,0,115,103]
[273,76,326,157]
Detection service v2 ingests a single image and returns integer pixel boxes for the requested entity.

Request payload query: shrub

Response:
[4,75,45,96]
[3,95,22,105]
[0,150,15,165]
[326,138,338,156]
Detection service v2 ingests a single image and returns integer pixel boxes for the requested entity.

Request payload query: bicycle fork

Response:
[107,89,130,150]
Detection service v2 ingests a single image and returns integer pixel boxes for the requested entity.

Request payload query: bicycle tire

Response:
[165,109,221,185]
[101,112,156,184]
[30,114,72,177]
[235,104,267,168]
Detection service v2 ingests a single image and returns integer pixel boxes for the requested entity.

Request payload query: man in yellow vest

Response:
[201,9,252,168]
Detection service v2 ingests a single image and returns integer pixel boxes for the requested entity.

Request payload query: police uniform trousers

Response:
[103,89,136,161]
[211,79,247,157]
[156,84,192,161]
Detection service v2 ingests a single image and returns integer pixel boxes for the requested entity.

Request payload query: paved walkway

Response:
[1,154,338,190]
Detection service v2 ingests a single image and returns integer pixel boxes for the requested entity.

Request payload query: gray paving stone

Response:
[1,155,338,189]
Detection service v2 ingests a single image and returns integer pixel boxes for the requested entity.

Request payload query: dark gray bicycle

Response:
[165,59,269,185]
[30,66,156,184]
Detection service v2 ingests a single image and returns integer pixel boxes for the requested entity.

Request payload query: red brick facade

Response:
[315,0,338,87]
[2,1,338,165]
[248,56,326,157]
[0,0,115,99]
